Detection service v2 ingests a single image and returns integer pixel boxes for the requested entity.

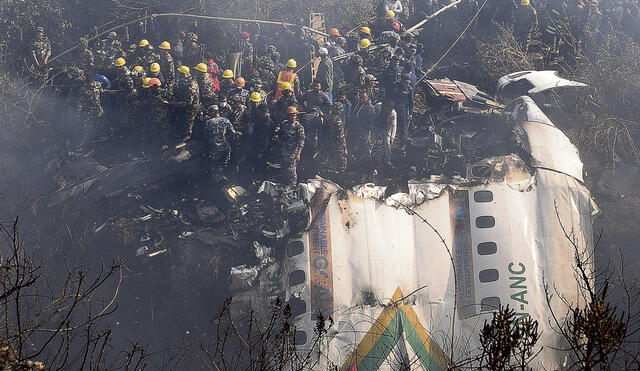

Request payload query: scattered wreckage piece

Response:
[496,70,588,103]
[277,96,597,370]
[418,78,505,115]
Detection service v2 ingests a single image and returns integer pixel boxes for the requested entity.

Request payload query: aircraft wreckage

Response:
[49,71,594,369]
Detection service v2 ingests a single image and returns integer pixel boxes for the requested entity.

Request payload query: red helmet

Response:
[147,77,162,87]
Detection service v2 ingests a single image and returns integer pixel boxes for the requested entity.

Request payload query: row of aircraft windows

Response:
[473,190,502,311]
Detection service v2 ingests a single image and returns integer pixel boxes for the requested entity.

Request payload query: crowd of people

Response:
[26,0,640,187]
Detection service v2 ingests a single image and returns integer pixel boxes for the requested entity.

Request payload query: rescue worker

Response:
[371,100,397,169]
[274,59,300,99]
[219,69,235,99]
[344,55,366,100]
[514,0,539,51]
[349,92,376,160]
[141,77,171,147]
[379,10,405,33]
[206,53,221,94]
[158,41,175,91]
[183,32,203,66]
[229,31,253,78]
[202,105,235,182]
[386,73,413,141]
[77,37,95,74]
[256,51,276,84]
[110,57,136,118]
[148,62,166,86]
[194,63,215,109]
[267,106,305,186]
[380,55,403,95]
[74,69,104,119]
[131,65,146,85]
[97,31,123,64]
[132,39,159,67]
[317,102,348,180]
[298,107,323,178]
[316,47,334,101]
[272,82,298,124]
[228,77,249,103]
[30,27,51,68]
[301,80,332,115]
[248,79,268,106]
[170,65,200,140]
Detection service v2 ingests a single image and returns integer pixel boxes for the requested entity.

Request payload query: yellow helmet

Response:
[149,63,160,73]
[385,10,396,19]
[521,0,530,5]
[286,59,297,68]
[114,57,126,67]
[360,26,371,35]
[159,41,171,50]
[138,39,149,47]
[177,65,190,75]
[222,69,234,79]
[195,63,208,73]
[359,38,372,49]
[250,92,262,102]
[142,77,151,88]
[133,65,144,73]
[286,106,298,114]
[279,81,292,91]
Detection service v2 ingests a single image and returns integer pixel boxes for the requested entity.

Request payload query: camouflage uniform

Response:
[75,81,104,118]
[159,51,175,91]
[172,75,200,138]
[317,105,348,179]
[256,54,276,86]
[30,35,51,67]
[97,38,123,64]
[183,41,203,67]
[203,115,235,180]
[195,72,215,109]
[269,119,305,185]
[77,39,95,72]
[513,4,538,51]
[131,47,160,67]
[137,88,170,145]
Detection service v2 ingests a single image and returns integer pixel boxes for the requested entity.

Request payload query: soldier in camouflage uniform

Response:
[345,55,366,102]
[317,102,348,180]
[97,32,123,64]
[202,105,235,182]
[170,66,200,140]
[256,53,275,87]
[137,77,170,146]
[183,33,203,67]
[194,63,215,109]
[267,106,305,186]
[68,67,103,150]
[513,0,538,52]
[130,40,160,67]
[158,41,175,92]
[76,37,95,74]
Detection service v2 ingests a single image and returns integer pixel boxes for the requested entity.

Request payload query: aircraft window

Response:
[287,241,304,257]
[481,297,501,311]
[294,330,307,345]
[474,191,493,203]
[477,242,497,255]
[289,270,306,286]
[479,269,499,283]
[288,297,307,317]
[476,216,495,228]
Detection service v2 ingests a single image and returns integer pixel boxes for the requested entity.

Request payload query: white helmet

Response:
[318,47,329,56]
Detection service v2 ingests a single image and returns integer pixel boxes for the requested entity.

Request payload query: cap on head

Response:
[195,63,208,73]
[150,63,160,73]
[35,26,44,33]
[235,77,246,87]
[286,106,298,114]
[279,81,292,91]
[286,59,297,68]
[177,65,190,75]
[250,92,262,102]
[208,105,219,113]
[318,47,329,56]
[359,38,371,49]
[329,27,340,36]
[148,77,162,87]
[385,10,396,19]
[222,69,234,79]
[114,57,126,67]
[159,41,171,50]
[240,31,250,39]
[360,26,371,35]
[138,39,149,47]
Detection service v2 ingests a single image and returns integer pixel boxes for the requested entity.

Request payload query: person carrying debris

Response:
[267,106,305,185]
[202,105,235,182]
[170,65,200,140]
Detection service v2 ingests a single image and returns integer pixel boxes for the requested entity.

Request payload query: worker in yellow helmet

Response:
[219,69,235,98]
[169,65,200,139]
[359,26,372,41]
[112,57,137,98]
[158,41,175,90]
[130,39,159,70]
[379,7,405,33]
[193,63,215,108]
[274,58,300,99]
[148,62,166,87]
